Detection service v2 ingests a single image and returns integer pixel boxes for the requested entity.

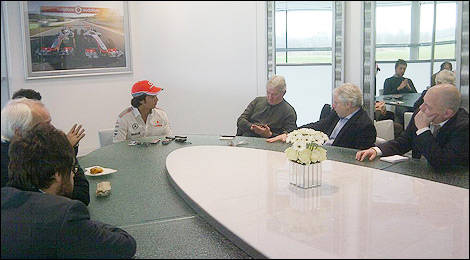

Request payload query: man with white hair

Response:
[267,83,377,150]
[413,69,456,111]
[237,75,297,138]
[357,84,469,168]
[1,98,89,205]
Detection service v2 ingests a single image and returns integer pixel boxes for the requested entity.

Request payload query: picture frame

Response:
[20,1,132,79]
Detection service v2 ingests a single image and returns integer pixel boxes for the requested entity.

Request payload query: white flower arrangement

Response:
[284,128,328,165]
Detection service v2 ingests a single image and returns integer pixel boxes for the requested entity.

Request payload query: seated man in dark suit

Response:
[1,123,136,258]
[267,83,376,150]
[356,84,469,169]
[1,98,89,206]
[413,69,456,111]
[237,75,297,138]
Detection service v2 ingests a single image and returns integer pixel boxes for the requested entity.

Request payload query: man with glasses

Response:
[1,123,136,258]
[1,98,89,206]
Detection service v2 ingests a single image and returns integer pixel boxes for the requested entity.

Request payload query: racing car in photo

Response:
[35,27,75,57]
[82,28,124,59]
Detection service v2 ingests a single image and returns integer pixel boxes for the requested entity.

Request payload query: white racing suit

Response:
[113,107,171,143]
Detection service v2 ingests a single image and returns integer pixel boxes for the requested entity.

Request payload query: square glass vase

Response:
[288,160,322,189]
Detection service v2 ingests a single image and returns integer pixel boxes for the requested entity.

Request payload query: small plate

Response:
[84,166,117,176]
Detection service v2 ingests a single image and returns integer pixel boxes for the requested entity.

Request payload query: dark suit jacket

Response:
[1,187,136,258]
[1,141,90,206]
[378,108,469,169]
[300,107,377,150]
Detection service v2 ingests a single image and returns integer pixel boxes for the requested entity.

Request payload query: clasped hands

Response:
[67,123,86,147]
[250,123,272,138]
[397,79,411,91]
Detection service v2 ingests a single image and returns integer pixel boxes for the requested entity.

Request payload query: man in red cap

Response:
[113,80,172,142]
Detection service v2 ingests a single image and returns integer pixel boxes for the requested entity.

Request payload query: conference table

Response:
[78,135,469,258]
[375,93,422,108]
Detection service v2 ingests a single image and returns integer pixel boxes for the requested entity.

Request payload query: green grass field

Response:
[276,44,454,64]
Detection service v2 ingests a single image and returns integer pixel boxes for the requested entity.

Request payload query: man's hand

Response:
[355,148,378,161]
[266,133,287,143]
[397,79,409,90]
[414,110,437,130]
[67,124,85,147]
[375,101,387,115]
[250,124,272,138]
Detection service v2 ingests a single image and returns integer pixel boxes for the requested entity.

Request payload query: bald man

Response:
[356,84,468,168]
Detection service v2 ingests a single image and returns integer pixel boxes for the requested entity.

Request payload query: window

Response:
[275,1,332,64]
[375,1,457,93]
[376,1,456,62]
[273,1,334,126]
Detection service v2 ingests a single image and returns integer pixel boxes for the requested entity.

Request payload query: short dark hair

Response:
[8,123,75,190]
[12,89,42,101]
[440,61,452,71]
[395,59,407,69]
[131,94,147,108]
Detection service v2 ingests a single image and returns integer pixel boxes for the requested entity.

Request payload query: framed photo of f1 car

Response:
[20,1,132,79]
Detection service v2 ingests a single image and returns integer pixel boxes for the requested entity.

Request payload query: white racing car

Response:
[83,28,124,59]
[36,27,75,57]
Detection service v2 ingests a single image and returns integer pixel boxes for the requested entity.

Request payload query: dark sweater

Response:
[237,97,297,137]
[383,76,417,95]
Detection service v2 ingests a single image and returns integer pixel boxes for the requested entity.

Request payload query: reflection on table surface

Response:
[167,146,469,258]
[375,93,422,108]
[78,135,469,258]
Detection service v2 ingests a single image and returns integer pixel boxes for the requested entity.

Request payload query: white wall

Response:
[2,1,267,155]
[344,1,362,86]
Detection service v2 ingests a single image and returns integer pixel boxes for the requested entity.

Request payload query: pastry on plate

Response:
[90,166,104,174]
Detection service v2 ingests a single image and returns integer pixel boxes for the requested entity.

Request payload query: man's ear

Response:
[444,108,455,120]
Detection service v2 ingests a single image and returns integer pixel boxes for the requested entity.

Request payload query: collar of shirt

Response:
[341,107,360,120]
[430,119,449,132]
[132,107,154,119]
[38,189,45,193]
[433,119,449,128]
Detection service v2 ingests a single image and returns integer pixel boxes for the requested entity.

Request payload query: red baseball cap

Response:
[131,80,163,97]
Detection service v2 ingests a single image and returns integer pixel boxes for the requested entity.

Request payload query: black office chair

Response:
[319,104,331,120]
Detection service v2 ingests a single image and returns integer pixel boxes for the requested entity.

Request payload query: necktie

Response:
[431,124,441,137]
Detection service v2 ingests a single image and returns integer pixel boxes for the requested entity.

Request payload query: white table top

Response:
[166,145,469,258]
